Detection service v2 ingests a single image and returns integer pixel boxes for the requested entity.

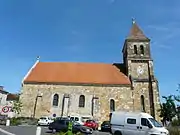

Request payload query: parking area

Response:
[0,125,111,135]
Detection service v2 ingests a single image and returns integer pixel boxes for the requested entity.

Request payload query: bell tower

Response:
[122,20,160,118]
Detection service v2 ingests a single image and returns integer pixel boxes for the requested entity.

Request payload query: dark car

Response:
[48,118,93,134]
[101,121,111,132]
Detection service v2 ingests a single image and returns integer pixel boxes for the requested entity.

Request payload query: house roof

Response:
[126,21,149,41]
[23,62,131,85]
[7,94,19,101]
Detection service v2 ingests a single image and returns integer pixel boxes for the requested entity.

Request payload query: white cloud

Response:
[145,23,180,49]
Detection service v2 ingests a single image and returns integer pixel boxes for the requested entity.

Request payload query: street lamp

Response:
[33,91,43,118]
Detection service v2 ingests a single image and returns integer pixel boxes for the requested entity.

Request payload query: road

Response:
[0,125,111,135]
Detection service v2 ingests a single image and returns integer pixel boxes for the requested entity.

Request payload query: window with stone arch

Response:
[52,94,59,107]
[79,95,85,107]
[110,99,115,111]
[141,95,145,112]
[134,45,138,54]
[140,45,144,55]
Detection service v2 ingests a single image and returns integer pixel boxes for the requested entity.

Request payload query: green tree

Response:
[12,100,22,115]
[159,95,177,125]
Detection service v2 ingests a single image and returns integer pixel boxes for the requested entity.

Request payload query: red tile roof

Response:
[24,62,131,85]
[7,94,19,101]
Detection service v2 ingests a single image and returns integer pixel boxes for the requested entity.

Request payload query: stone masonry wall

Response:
[20,82,160,123]
[20,84,135,123]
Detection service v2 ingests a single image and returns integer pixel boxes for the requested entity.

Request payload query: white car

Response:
[110,111,169,135]
[37,116,54,126]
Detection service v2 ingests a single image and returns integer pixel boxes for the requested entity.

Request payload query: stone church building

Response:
[20,21,161,122]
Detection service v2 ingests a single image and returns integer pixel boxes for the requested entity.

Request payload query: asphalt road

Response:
[0,125,111,135]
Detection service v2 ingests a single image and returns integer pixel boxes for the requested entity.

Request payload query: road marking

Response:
[0,128,16,135]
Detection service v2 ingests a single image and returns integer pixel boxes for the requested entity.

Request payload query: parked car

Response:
[101,121,111,132]
[69,116,85,125]
[84,120,99,130]
[110,111,169,135]
[37,116,54,126]
[48,118,93,134]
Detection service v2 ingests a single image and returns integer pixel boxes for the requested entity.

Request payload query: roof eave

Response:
[125,38,150,42]
[23,81,131,87]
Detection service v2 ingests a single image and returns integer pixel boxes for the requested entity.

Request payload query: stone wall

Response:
[20,81,160,123]
[20,84,135,122]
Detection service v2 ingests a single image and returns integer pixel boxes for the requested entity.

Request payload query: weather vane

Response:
[132,18,136,24]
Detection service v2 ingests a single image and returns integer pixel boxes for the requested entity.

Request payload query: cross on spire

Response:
[132,18,136,24]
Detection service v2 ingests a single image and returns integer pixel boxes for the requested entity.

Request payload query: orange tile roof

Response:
[24,62,131,85]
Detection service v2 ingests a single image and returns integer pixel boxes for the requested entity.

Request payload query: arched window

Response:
[141,95,145,112]
[110,99,115,111]
[134,45,138,54]
[53,94,59,106]
[79,95,85,107]
[140,45,144,55]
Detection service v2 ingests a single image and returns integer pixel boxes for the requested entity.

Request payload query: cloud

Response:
[145,22,180,49]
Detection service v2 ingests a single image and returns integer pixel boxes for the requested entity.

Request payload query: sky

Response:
[0,0,180,100]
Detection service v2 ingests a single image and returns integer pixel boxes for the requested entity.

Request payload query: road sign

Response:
[53,113,56,117]
[2,106,9,113]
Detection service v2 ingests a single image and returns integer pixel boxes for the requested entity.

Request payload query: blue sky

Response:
[0,0,180,99]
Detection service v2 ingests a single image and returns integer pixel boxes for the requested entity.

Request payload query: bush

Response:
[10,118,21,126]
[171,119,180,126]
[9,117,38,126]
[167,127,180,135]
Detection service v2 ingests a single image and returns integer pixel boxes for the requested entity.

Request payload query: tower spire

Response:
[126,19,149,41]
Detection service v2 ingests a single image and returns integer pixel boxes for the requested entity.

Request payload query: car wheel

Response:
[52,129,56,134]
[114,131,122,135]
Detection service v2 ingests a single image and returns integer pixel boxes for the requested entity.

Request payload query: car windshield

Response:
[103,121,110,125]
[148,118,163,127]
[86,120,94,123]
[40,117,46,120]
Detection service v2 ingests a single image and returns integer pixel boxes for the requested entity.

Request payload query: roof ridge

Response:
[39,61,117,65]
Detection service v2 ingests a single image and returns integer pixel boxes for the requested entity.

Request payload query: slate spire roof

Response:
[126,19,149,41]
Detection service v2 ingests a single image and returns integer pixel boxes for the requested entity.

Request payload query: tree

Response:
[12,100,22,115]
[159,95,177,125]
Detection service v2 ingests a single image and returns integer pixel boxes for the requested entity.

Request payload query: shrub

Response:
[10,118,21,126]
[9,117,38,126]
[171,119,180,126]
[167,127,180,135]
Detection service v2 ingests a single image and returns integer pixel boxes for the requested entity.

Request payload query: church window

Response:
[141,95,145,112]
[79,95,85,107]
[53,94,59,106]
[134,45,138,54]
[110,99,115,111]
[140,45,144,55]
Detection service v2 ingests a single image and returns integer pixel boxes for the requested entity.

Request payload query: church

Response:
[19,21,161,122]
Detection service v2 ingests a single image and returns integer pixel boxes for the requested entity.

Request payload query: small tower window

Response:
[110,99,115,111]
[134,45,138,54]
[140,45,144,55]
[141,95,145,112]
[79,95,85,107]
[53,94,59,106]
